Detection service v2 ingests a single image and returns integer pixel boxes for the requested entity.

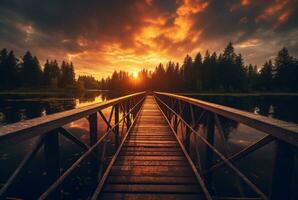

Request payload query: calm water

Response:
[0,92,297,199]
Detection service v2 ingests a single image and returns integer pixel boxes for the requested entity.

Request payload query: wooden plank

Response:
[103,184,202,193]
[114,160,188,166]
[119,151,183,156]
[124,143,179,147]
[125,140,178,144]
[130,134,172,137]
[121,147,181,152]
[110,170,192,177]
[100,193,205,200]
[128,137,175,141]
[112,165,190,171]
[128,136,174,138]
[117,155,186,161]
[106,176,197,184]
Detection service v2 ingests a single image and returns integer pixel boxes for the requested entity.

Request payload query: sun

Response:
[132,71,139,79]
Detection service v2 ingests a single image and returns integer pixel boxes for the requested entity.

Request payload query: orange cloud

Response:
[241,0,250,6]
[256,0,288,22]
[278,10,291,24]
[1,0,297,80]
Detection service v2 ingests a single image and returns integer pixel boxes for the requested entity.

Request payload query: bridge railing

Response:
[0,92,146,199]
[154,92,298,200]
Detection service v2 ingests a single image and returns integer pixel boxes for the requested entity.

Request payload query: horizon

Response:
[1,0,298,79]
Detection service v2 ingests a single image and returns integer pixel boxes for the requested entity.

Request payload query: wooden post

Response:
[114,104,120,148]
[270,140,294,200]
[205,113,215,190]
[126,101,131,128]
[88,113,98,147]
[88,112,99,180]
[44,129,60,199]
[184,105,192,153]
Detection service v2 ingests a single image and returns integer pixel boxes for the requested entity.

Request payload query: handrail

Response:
[154,92,298,147]
[0,92,146,144]
[154,96,213,200]
[38,95,146,199]
[0,92,146,199]
[154,94,268,200]
[90,96,145,200]
[154,92,297,200]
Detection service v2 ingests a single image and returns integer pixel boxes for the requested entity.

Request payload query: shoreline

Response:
[176,92,298,96]
[0,89,298,96]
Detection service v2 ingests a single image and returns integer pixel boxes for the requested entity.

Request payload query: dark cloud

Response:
[0,0,297,78]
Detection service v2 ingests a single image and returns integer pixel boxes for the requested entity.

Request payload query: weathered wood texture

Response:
[99,96,205,200]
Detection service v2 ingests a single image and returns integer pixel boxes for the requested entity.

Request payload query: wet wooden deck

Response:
[100,96,205,200]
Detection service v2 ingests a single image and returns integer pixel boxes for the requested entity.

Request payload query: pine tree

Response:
[21,51,42,87]
[259,60,273,91]
[193,52,203,90]
[274,47,294,91]
[0,49,9,89]
[182,54,193,90]
[43,60,60,88]
[59,61,75,88]
[0,49,19,89]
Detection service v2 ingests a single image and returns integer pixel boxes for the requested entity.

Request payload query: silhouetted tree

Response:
[181,55,193,90]
[245,64,258,91]
[274,48,296,91]
[43,60,60,88]
[59,61,75,88]
[21,51,42,87]
[0,49,19,89]
[78,75,100,89]
[259,61,273,91]
[193,52,203,90]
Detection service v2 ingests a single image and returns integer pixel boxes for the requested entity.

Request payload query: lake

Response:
[0,92,297,199]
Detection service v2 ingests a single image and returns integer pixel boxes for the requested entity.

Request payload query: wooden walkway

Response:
[100,96,206,200]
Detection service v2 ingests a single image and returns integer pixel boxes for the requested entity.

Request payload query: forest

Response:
[100,43,298,92]
[1,42,298,93]
[0,49,99,91]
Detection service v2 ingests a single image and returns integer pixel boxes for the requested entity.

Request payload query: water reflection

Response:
[1,93,297,199]
[192,95,298,123]
[172,95,298,199]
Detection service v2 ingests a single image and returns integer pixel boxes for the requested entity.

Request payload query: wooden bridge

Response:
[0,92,297,200]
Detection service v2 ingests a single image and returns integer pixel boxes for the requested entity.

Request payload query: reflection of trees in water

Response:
[270,96,298,123]
[0,101,44,124]
[77,91,100,103]
[101,91,128,101]
[0,99,76,124]
[194,95,298,124]
[44,99,76,114]
[216,116,238,140]
[177,104,238,140]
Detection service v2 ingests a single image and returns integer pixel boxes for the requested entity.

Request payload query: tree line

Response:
[0,49,100,91]
[1,42,298,93]
[99,42,298,92]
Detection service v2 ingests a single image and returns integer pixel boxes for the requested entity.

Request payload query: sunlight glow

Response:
[132,71,139,79]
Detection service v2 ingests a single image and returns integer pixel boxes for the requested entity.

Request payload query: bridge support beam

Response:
[89,113,98,147]
[204,113,215,190]
[88,113,99,179]
[126,101,131,129]
[114,104,120,148]
[270,140,294,200]
[44,129,60,199]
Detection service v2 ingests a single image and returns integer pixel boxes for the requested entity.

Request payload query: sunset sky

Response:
[0,0,297,79]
